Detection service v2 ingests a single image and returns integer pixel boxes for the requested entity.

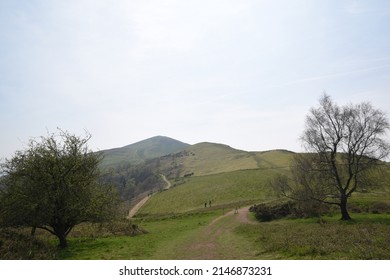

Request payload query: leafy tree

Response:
[273,94,390,220]
[0,130,118,248]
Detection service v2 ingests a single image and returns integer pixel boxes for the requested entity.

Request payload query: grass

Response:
[237,213,390,260]
[58,211,219,260]
[3,209,390,260]
[172,143,260,176]
[99,136,189,169]
[252,150,295,169]
[0,228,57,260]
[166,144,295,177]
[137,169,282,216]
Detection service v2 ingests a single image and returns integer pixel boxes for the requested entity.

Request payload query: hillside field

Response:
[137,168,283,216]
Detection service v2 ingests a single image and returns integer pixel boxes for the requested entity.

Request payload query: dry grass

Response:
[0,228,57,259]
[239,215,390,259]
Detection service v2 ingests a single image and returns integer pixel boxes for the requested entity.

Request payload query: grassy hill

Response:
[137,168,284,216]
[95,135,297,209]
[135,145,295,216]
[156,142,295,178]
[99,136,190,169]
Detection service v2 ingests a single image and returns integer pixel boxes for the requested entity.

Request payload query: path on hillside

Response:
[190,206,257,259]
[161,174,172,190]
[128,175,171,219]
[169,206,259,259]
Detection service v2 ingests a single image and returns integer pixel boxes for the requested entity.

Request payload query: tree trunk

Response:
[57,233,68,248]
[339,195,351,220]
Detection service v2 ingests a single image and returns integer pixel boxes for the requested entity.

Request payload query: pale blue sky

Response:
[1,0,390,158]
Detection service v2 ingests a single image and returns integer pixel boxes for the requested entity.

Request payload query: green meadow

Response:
[138,169,281,216]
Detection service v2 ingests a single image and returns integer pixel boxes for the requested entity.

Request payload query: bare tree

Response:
[275,94,390,220]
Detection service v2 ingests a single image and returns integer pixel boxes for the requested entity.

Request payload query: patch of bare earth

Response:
[184,206,256,259]
[128,196,150,219]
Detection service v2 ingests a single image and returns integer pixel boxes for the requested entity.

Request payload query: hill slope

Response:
[135,145,296,215]
[99,136,190,169]
[172,142,258,176]
[158,142,295,178]
[97,137,295,207]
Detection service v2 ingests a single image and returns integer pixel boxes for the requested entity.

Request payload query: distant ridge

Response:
[99,136,190,169]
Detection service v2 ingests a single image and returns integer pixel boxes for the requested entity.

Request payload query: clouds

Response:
[1,0,390,158]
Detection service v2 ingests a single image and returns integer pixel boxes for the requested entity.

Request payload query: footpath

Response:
[128,175,171,219]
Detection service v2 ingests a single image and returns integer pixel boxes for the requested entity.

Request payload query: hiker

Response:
[234,206,238,214]
[205,202,207,208]
[209,200,212,207]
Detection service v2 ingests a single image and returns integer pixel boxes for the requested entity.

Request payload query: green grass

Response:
[252,150,294,169]
[58,211,219,260]
[6,209,389,260]
[99,136,189,169]
[237,213,390,260]
[164,143,295,177]
[173,143,260,176]
[138,169,282,216]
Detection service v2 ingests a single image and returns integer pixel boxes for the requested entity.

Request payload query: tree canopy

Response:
[0,130,118,248]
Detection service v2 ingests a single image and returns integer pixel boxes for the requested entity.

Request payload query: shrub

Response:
[370,202,390,214]
[250,200,331,222]
[250,202,295,222]
[0,228,56,259]
[68,220,148,238]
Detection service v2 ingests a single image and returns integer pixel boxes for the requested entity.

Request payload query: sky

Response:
[1,0,390,159]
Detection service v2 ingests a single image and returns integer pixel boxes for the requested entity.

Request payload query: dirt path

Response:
[128,174,170,219]
[128,196,150,219]
[176,206,258,259]
[161,174,171,190]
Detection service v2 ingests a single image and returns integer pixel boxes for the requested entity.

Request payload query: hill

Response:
[97,136,296,205]
[135,144,296,216]
[99,136,190,169]
[157,142,295,178]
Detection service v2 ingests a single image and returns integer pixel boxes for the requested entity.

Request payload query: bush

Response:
[0,228,56,259]
[68,220,148,238]
[250,200,331,222]
[297,200,330,217]
[250,202,295,222]
[104,220,148,236]
[370,202,390,214]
